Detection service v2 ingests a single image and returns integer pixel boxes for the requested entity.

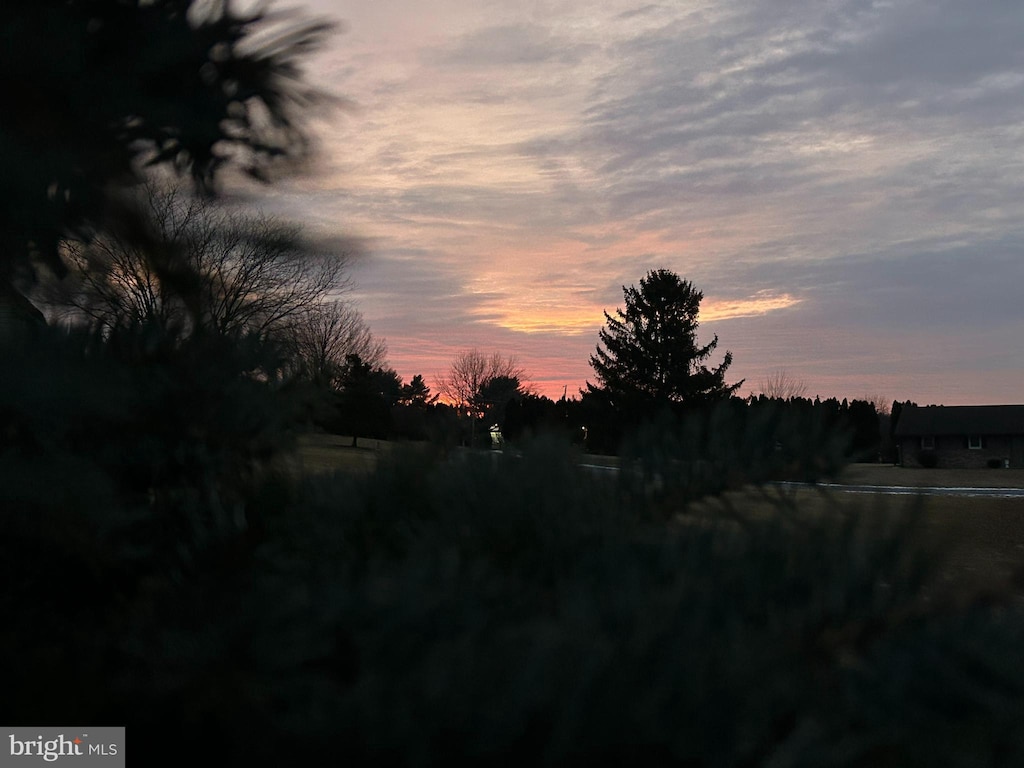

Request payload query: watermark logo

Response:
[1,729,123,767]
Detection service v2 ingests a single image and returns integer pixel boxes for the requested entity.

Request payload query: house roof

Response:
[0,286,46,343]
[894,405,1024,437]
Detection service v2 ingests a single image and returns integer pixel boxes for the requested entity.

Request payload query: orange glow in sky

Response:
[260,0,1024,406]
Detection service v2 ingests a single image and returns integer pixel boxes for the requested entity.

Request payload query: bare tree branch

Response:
[288,300,387,389]
[437,348,526,410]
[757,369,809,400]
[37,183,350,343]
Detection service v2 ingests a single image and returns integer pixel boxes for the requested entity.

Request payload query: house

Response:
[0,285,46,344]
[893,404,1024,468]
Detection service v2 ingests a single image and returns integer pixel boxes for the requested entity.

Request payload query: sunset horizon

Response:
[247,0,1024,409]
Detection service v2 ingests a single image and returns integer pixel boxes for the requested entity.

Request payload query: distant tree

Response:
[1,0,337,295]
[890,400,914,431]
[438,349,527,447]
[860,394,892,417]
[888,400,918,464]
[334,354,393,446]
[398,375,439,408]
[438,349,526,414]
[588,269,742,414]
[847,399,882,461]
[289,300,387,389]
[370,367,404,408]
[574,386,625,455]
[502,392,563,442]
[390,375,444,442]
[475,375,524,430]
[757,369,808,400]
[40,185,348,342]
[854,394,893,462]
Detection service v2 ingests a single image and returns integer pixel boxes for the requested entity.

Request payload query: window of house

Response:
[921,436,935,450]
[968,435,983,450]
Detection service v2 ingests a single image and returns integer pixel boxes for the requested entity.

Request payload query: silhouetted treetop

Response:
[40,184,350,340]
[398,374,439,408]
[1,0,338,284]
[438,349,526,412]
[588,269,742,412]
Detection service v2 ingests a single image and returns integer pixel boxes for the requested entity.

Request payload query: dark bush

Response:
[6,330,1024,765]
[988,458,1005,469]
[919,450,939,468]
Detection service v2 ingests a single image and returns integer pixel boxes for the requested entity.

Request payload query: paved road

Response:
[776,481,1024,499]
[578,462,1024,499]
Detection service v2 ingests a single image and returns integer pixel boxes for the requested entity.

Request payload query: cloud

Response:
[431,23,596,68]
[255,0,1024,402]
[578,1,1024,198]
[702,291,801,321]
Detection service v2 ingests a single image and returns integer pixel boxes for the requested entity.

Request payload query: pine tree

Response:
[588,269,742,413]
[1,0,336,291]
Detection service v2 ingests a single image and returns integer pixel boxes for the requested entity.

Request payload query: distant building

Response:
[0,285,46,344]
[893,404,1024,468]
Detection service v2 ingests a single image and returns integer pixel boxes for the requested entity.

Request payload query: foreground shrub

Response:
[101,451,1024,766]
[4,341,1024,765]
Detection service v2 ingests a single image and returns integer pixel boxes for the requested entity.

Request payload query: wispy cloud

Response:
[702,291,801,322]
[265,0,1024,404]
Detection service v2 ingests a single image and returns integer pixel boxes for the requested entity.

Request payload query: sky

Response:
[254,0,1024,406]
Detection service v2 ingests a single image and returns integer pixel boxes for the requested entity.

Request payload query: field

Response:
[705,464,1024,601]
[834,464,1024,596]
[292,432,388,473]
[292,434,1024,599]
[839,462,1024,489]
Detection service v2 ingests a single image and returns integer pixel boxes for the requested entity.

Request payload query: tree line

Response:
[377,268,889,478]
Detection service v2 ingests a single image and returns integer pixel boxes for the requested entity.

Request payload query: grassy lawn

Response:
[292,435,1024,599]
[839,462,1024,489]
[292,432,392,474]
[698,479,1024,601]
[824,465,1024,598]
